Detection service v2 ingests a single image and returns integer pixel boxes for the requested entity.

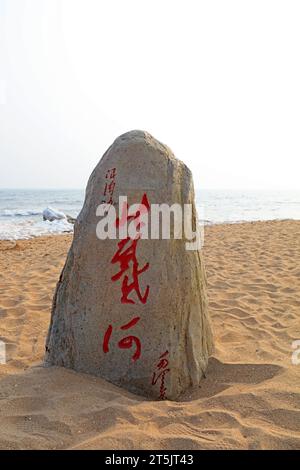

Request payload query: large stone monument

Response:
[45,130,213,399]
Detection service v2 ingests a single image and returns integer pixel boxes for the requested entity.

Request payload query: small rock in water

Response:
[43,207,66,222]
[43,207,76,225]
[45,130,214,400]
[66,215,76,225]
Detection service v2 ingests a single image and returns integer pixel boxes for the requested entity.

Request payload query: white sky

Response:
[0,0,299,190]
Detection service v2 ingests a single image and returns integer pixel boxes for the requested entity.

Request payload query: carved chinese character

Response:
[105,167,117,179]
[111,193,150,304]
[152,350,170,399]
[102,317,141,362]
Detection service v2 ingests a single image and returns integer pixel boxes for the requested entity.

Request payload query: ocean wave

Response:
[0,218,74,240]
[1,209,42,217]
[50,200,83,204]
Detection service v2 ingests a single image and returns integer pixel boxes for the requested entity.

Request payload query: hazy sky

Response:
[0,0,299,190]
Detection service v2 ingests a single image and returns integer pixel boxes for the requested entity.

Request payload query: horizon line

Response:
[1,187,300,192]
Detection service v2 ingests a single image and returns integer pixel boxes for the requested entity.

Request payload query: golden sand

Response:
[0,220,299,449]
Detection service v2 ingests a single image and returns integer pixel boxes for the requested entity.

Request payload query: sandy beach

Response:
[0,220,299,450]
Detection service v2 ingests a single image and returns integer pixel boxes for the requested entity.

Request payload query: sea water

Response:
[0,188,300,240]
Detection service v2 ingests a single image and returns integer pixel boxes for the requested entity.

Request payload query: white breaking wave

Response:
[1,209,42,217]
[0,218,74,240]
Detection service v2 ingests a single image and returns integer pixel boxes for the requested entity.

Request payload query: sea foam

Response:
[0,218,74,240]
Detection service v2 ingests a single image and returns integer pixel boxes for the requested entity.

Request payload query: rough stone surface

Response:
[45,130,214,400]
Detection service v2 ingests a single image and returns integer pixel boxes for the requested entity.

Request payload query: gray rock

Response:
[43,207,66,222]
[45,130,213,400]
[66,215,76,225]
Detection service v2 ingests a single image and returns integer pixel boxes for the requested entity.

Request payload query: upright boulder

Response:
[45,130,213,399]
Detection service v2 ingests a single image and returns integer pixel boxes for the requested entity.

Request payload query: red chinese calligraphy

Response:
[102,167,117,205]
[111,193,150,304]
[101,192,151,372]
[102,317,141,362]
[151,350,170,399]
[104,180,116,197]
[116,193,150,233]
[106,168,116,179]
